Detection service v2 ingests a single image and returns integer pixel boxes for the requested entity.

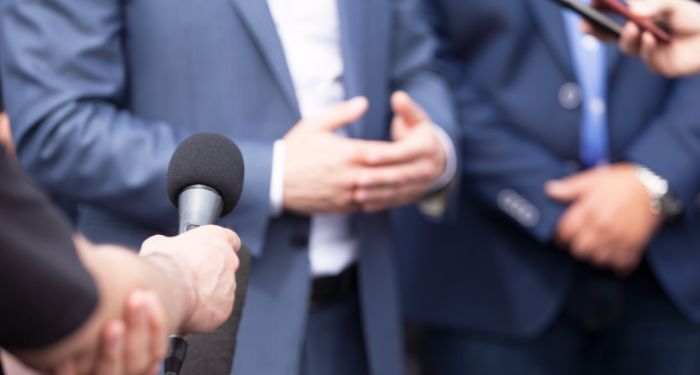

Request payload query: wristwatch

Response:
[633,164,684,220]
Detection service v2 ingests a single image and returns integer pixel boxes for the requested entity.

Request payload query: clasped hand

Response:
[283,91,448,214]
[546,163,663,275]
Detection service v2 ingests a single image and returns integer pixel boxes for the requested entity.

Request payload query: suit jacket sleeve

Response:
[418,1,570,242]
[625,76,700,222]
[0,0,273,253]
[453,77,571,242]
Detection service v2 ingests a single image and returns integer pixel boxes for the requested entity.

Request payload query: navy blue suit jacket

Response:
[397,0,700,338]
[0,0,457,373]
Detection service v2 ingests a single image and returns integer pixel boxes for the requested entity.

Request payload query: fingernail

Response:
[111,326,124,348]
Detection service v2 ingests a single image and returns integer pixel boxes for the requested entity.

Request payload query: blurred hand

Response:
[52,291,166,375]
[140,225,240,333]
[353,92,447,212]
[282,97,374,215]
[585,0,700,77]
[546,163,662,274]
[0,113,14,157]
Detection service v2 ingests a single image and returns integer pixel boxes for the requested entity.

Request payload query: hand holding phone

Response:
[551,0,671,43]
[596,0,671,43]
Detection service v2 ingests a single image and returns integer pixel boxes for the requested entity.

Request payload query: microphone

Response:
[163,133,246,375]
[166,133,244,233]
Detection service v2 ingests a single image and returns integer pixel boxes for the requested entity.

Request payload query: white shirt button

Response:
[581,34,600,52]
[590,97,606,116]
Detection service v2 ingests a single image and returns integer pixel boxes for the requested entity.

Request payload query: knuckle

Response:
[418,165,434,181]
[571,242,589,259]
[395,171,408,185]
[343,192,357,206]
[592,250,609,265]
[232,254,240,270]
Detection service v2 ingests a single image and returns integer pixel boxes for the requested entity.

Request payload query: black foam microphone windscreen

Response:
[166,132,244,217]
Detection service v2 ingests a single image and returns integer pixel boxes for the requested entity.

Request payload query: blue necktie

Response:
[563,3,609,167]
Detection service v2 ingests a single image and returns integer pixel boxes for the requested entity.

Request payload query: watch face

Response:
[661,193,684,219]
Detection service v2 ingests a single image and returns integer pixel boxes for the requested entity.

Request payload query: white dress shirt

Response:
[267,0,456,277]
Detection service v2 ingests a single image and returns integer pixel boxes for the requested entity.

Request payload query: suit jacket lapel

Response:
[230,0,300,118]
[525,0,575,77]
[338,0,368,138]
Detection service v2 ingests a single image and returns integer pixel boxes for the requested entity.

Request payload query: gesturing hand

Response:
[546,163,662,274]
[282,97,376,215]
[353,91,448,212]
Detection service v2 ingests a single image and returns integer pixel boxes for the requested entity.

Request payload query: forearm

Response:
[12,239,192,370]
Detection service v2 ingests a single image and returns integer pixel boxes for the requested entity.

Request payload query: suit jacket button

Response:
[290,234,309,249]
[559,82,582,110]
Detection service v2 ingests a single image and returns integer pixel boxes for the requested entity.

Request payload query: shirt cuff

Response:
[269,139,285,217]
[429,124,457,192]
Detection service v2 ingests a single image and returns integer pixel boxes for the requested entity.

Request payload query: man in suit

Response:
[397,0,700,374]
[0,0,457,374]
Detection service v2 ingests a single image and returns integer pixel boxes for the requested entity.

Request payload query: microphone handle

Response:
[166,185,224,373]
[165,186,249,374]
[164,336,188,375]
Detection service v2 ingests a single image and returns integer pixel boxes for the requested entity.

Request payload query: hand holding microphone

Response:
[140,226,241,334]
[163,133,248,375]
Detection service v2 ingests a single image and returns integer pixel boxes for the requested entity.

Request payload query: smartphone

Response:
[596,0,671,43]
[553,0,623,37]
[551,0,671,43]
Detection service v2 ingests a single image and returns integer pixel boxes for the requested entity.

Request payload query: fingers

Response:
[555,200,589,247]
[93,321,125,375]
[639,32,668,78]
[619,22,643,56]
[356,155,439,191]
[181,225,242,253]
[354,178,429,212]
[304,97,368,132]
[363,125,439,167]
[124,291,151,374]
[0,113,14,158]
[545,170,596,203]
[627,0,665,19]
[610,247,642,275]
[143,291,167,372]
[391,91,429,129]
[225,229,242,253]
[53,360,78,375]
